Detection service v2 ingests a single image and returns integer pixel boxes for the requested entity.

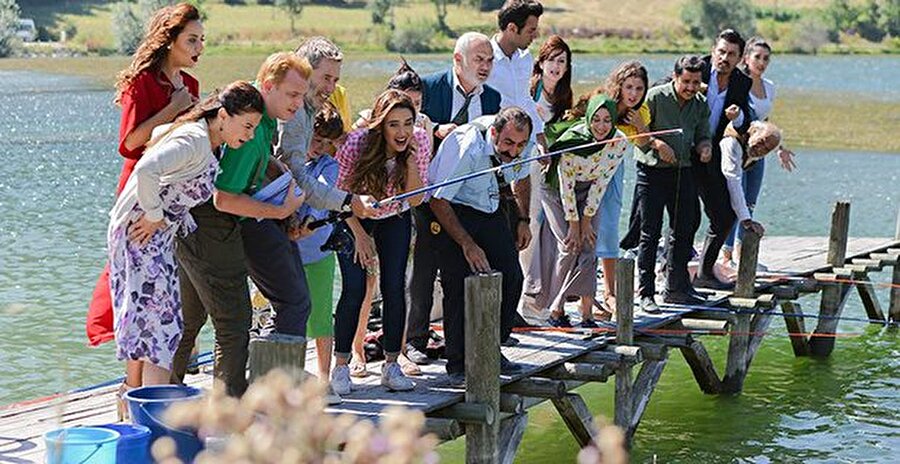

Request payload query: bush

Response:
[369,0,395,25]
[681,0,756,42]
[783,15,832,53]
[386,20,435,53]
[112,1,145,54]
[0,0,21,58]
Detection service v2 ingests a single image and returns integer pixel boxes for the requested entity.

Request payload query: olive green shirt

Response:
[633,81,710,168]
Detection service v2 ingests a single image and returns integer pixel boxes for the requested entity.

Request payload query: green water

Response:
[0,68,898,462]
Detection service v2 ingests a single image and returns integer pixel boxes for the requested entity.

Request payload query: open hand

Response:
[129,214,165,247]
[462,241,490,273]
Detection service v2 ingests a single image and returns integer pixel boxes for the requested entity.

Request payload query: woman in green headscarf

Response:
[524,94,629,328]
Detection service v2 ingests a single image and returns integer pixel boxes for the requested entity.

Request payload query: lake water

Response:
[0,61,898,463]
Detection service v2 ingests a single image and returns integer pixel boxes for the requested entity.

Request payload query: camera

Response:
[321,224,354,256]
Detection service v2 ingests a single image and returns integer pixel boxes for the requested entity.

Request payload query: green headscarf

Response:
[545,94,619,188]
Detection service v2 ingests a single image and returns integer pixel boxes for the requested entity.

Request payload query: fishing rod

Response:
[371,128,685,208]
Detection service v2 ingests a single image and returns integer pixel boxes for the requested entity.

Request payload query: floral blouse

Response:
[557,132,629,221]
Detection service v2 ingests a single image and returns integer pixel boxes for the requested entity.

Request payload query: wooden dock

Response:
[2,201,899,463]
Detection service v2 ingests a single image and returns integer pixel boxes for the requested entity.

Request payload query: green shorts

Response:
[304,253,336,339]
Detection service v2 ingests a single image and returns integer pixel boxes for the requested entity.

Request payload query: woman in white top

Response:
[722,36,797,267]
[528,34,573,125]
[107,81,264,385]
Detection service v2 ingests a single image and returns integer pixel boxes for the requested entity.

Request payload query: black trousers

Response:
[635,164,700,297]
[241,218,311,337]
[406,204,441,349]
[435,204,522,375]
[692,158,737,278]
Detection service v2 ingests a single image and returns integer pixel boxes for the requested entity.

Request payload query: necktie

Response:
[452,92,473,126]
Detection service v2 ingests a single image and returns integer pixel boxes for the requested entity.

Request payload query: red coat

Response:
[86,69,199,347]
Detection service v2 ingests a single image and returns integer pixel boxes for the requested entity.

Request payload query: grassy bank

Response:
[1,53,897,153]
[15,0,900,56]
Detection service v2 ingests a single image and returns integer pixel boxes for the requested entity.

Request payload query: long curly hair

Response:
[529,35,573,123]
[564,60,648,122]
[114,3,201,105]
[345,89,418,200]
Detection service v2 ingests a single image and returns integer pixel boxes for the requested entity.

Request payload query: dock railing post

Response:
[891,206,900,324]
[614,258,634,434]
[465,272,502,464]
[723,228,761,392]
[810,201,851,357]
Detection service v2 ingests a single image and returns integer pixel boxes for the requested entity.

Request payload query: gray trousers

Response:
[172,203,252,397]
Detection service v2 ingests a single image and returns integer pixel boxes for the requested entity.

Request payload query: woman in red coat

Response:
[85,2,204,419]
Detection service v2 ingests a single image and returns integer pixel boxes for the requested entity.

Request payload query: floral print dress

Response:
[108,159,218,370]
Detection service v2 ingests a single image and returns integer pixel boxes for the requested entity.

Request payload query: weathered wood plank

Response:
[497,413,529,464]
[544,363,616,383]
[629,358,668,441]
[464,273,502,464]
[502,378,567,399]
[679,338,723,394]
[808,283,853,357]
[551,394,597,448]
[891,264,900,324]
[614,259,634,430]
[780,301,809,357]
[855,277,887,323]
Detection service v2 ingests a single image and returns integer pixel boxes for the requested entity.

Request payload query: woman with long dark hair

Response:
[85,2,204,418]
[330,89,430,394]
[529,35,573,125]
[107,81,263,387]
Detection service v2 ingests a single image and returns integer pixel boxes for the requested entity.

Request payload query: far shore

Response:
[2,53,898,154]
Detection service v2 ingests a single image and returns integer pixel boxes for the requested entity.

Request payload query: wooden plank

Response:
[745,310,776,372]
[808,283,853,357]
[544,363,616,383]
[464,273,502,464]
[679,339,722,394]
[735,229,761,298]
[502,378,567,399]
[780,301,809,357]
[614,259,634,430]
[855,277,887,323]
[891,264,900,324]
[247,338,307,383]
[722,311,751,393]
[629,358,668,441]
[827,202,851,266]
[424,418,463,441]
[497,413,529,464]
[551,394,597,448]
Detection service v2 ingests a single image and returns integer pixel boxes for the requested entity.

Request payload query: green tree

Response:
[0,0,21,58]
[276,0,307,35]
[432,0,461,35]
[369,0,396,28]
[681,0,756,42]
[111,0,207,55]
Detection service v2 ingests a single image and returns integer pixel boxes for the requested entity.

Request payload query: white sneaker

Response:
[331,364,352,396]
[324,384,342,406]
[381,362,415,391]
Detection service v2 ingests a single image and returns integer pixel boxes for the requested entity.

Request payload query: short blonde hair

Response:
[256,52,312,86]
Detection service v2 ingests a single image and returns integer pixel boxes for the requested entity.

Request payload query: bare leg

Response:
[579,296,594,321]
[141,362,171,386]
[351,273,376,366]
[125,359,142,388]
[315,337,333,380]
[601,258,617,313]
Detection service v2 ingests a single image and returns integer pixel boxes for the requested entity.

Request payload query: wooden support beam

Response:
[430,402,496,425]
[722,229,759,393]
[851,258,884,270]
[628,359,668,441]
[891,264,900,325]
[769,285,800,300]
[809,201,852,358]
[551,393,598,448]
[780,301,809,357]
[545,363,616,383]
[869,252,900,265]
[578,347,642,365]
[745,310,775,372]
[680,318,729,332]
[854,276,886,323]
[247,338,307,384]
[502,378,567,399]
[679,338,723,394]
[464,273,502,463]
[497,413,529,464]
[423,418,463,441]
[638,343,669,361]
[499,394,524,414]
[614,258,634,430]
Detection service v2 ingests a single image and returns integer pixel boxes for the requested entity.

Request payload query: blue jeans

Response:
[724,159,765,251]
[595,163,625,259]
[334,213,412,357]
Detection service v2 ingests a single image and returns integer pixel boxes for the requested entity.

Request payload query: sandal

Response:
[398,354,422,377]
[349,354,369,378]
[116,381,137,422]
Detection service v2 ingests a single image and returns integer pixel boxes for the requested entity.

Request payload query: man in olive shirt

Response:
[633,55,712,314]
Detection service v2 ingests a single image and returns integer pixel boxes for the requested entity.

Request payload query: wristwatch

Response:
[518,216,531,224]
[340,193,353,213]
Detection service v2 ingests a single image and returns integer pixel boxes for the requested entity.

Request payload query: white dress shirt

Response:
[451,69,484,123]
[707,69,745,136]
[719,137,752,222]
[486,37,545,135]
[750,78,776,121]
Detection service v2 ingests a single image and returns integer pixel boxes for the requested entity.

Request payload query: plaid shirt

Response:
[336,127,431,218]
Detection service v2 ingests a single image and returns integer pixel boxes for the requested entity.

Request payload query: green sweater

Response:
[633,81,710,168]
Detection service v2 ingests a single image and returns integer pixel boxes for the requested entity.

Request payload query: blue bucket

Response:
[124,385,205,463]
[96,423,152,464]
[44,427,119,464]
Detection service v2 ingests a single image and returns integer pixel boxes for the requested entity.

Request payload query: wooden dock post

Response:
[810,201,851,357]
[247,338,307,384]
[723,228,761,393]
[465,272,502,464]
[614,258,634,431]
[891,206,900,324]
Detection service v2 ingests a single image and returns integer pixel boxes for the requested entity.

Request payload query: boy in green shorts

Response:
[293,104,346,402]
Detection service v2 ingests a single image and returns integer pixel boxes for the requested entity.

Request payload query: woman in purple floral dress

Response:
[108,81,264,385]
